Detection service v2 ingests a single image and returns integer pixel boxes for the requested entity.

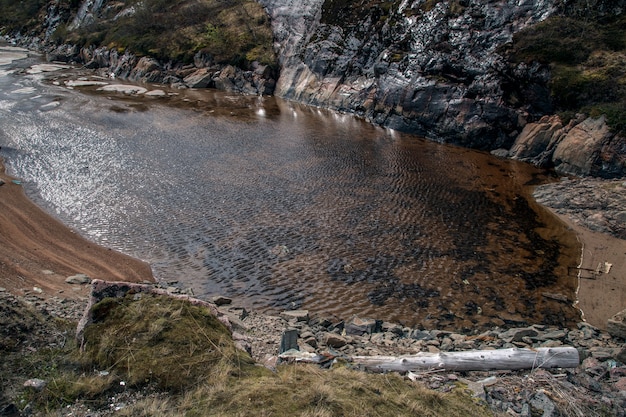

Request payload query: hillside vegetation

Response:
[0,0,276,68]
[1,0,624,133]
[503,0,626,133]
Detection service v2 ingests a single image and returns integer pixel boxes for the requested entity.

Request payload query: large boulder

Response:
[509,115,565,166]
[129,57,163,83]
[183,68,216,88]
[552,116,624,177]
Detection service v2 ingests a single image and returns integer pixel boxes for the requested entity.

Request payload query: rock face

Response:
[509,115,626,177]
[258,0,556,149]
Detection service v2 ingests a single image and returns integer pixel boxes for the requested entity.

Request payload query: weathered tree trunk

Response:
[351,347,579,372]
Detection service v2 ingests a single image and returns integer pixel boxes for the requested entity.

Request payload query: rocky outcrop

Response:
[45,43,277,96]
[258,0,557,149]
[507,115,626,177]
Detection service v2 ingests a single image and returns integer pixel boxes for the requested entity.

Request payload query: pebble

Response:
[23,378,46,391]
[65,273,91,285]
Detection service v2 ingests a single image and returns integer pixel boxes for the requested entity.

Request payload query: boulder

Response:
[324,332,347,348]
[509,115,564,166]
[183,68,215,89]
[553,116,615,177]
[345,317,380,336]
[129,57,162,82]
[607,309,626,340]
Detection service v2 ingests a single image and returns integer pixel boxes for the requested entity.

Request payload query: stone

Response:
[23,378,46,391]
[324,333,347,348]
[607,309,626,340]
[553,116,616,177]
[280,329,299,354]
[615,378,626,392]
[212,295,232,306]
[183,68,215,89]
[509,115,563,166]
[530,391,558,417]
[381,321,404,336]
[280,310,309,322]
[65,274,91,285]
[345,317,379,336]
[411,330,434,341]
[615,347,626,364]
[589,347,617,361]
[533,330,567,341]
[499,327,539,343]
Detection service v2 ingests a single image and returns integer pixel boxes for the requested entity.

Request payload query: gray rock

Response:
[280,310,310,322]
[212,295,232,306]
[530,391,558,417]
[615,347,626,364]
[607,310,626,340]
[183,68,215,89]
[324,332,347,348]
[411,330,434,341]
[499,327,539,343]
[23,378,46,391]
[345,317,379,336]
[65,274,91,285]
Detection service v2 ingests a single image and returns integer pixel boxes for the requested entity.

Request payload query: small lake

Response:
[0,45,581,330]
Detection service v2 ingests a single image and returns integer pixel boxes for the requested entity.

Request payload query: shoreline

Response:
[0,158,153,298]
[534,178,626,329]
[547,210,626,329]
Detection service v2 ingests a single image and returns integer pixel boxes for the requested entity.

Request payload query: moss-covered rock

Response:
[80,293,254,392]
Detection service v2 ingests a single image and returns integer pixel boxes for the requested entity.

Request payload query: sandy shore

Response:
[0,158,153,298]
[552,213,626,329]
[533,178,626,329]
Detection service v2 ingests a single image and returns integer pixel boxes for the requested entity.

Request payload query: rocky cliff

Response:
[2,0,625,177]
[258,0,554,149]
[257,0,625,176]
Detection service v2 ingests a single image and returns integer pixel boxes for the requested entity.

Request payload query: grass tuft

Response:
[81,293,255,392]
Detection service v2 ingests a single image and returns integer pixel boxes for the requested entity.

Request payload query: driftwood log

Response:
[351,347,579,372]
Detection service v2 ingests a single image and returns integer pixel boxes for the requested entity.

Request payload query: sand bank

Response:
[555,214,626,329]
[0,158,153,298]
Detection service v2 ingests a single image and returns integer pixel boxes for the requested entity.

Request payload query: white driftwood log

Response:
[351,347,579,372]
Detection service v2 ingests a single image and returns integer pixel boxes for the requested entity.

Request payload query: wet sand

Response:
[0,159,153,298]
[552,212,626,329]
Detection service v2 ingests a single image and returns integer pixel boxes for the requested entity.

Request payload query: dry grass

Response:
[2,293,493,416]
[122,363,493,417]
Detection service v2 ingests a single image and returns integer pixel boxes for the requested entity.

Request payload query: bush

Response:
[506,13,626,134]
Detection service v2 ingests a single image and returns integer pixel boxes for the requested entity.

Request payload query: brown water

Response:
[0,47,581,330]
